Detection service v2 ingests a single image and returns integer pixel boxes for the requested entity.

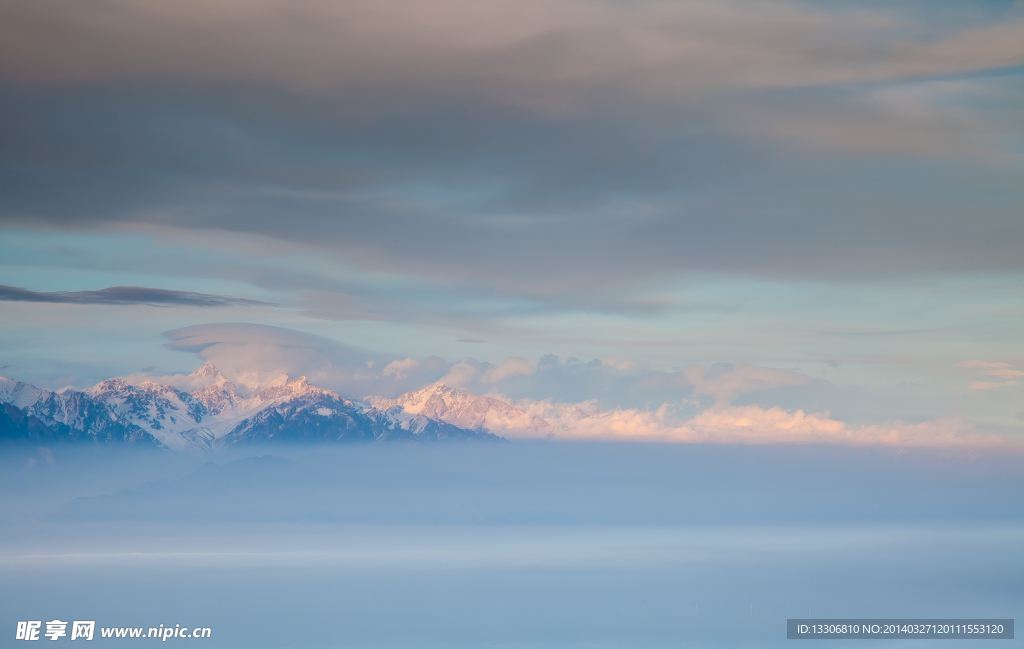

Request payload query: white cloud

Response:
[162,323,354,390]
[481,357,533,383]
[440,362,478,387]
[161,323,406,396]
[383,357,419,381]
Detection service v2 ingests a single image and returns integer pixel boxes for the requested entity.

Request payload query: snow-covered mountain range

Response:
[0,362,507,450]
[367,383,548,435]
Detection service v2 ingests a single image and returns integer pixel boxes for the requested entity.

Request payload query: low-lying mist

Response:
[1,442,1021,647]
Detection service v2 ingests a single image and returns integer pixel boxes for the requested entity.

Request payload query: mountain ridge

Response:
[367,382,547,435]
[0,363,503,449]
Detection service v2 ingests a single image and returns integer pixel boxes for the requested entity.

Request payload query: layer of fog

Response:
[1,442,1020,648]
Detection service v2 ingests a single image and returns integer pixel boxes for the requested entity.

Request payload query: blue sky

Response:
[1,0,1022,444]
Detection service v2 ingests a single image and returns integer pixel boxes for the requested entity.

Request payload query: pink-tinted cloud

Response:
[499,398,1010,448]
[957,360,1012,369]
[983,369,1024,379]
[967,380,1018,391]
[957,360,1020,391]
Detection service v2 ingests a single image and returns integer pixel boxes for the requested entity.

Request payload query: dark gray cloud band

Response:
[0,0,1021,305]
[0,285,270,307]
[2,82,1020,293]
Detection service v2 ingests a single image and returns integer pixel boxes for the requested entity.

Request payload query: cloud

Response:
[164,323,348,354]
[160,325,691,402]
[727,79,1012,162]
[298,291,390,321]
[410,357,823,412]
[602,359,635,371]
[383,358,419,381]
[0,284,268,307]
[957,360,1021,391]
[984,369,1024,379]
[481,357,533,383]
[1,0,1021,98]
[440,362,478,388]
[685,362,807,404]
[957,360,1012,369]
[502,398,1008,447]
[162,323,383,392]
[12,316,1016,448]
[0,0,1021,306]
[967,381,1018,391]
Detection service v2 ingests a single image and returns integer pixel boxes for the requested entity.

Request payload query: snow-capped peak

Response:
[367,382,546,434]
[0,375,50,408]
[190,360,225,379]
[250,375,338,403]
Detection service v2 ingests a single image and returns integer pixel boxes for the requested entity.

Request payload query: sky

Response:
[1,0,1022,444]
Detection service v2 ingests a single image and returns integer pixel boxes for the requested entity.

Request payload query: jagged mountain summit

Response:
[0,362,502,449]
[0,376,158,446]
[367,382,547,436]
